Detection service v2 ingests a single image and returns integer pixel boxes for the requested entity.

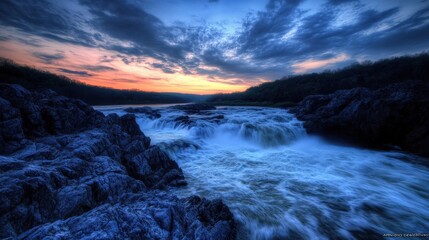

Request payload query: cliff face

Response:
[0,84,236,239]
[292,80,429,157]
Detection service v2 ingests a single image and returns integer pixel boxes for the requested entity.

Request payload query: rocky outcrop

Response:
[0,84,236,239]
[17,194,235,240]
[174,114,224,128]
[174,115,195,127]
[292,80,429,156]
[124,107,161,119]
[170,103,216,114]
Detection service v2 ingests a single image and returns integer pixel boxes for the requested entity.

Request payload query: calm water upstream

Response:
[97,105,429,240]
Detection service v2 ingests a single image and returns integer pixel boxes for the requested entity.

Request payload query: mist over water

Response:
[98,106,429,240]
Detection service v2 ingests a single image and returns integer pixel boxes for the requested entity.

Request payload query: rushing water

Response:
[97,105,429,240]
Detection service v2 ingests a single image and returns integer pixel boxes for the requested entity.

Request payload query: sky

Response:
[0,0,428,94]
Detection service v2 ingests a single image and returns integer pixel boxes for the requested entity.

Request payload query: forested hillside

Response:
[0,59,201,105]
[207,53,429,106]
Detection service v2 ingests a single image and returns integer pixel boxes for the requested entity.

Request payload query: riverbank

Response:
[292,80,429,157]
[0,84,236,239]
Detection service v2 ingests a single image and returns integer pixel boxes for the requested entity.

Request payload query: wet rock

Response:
[292,81,429,156]
[0,84,104,143]
[0,153,145,237]
[203,114,225,123]
[174,115,194,127]
[18,193,236,240]
[158,139,201,153]
[122,146,186,188]
[350,228,384,240]
[124,107,161,119]
[0,84,236,239]
[170,103,216,114]
[120,113,143,136]
[0,97,25,154]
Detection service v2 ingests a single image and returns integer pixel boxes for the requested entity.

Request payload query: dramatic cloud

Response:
[81,65,117,72]
[33,52,65,64]
[328,0,359,5]
[151,63,175,74]
[58,68,93,77]
[0,0,96,47]
[0,0,428,93]
[79,0,188,60]
[292,53,350,73]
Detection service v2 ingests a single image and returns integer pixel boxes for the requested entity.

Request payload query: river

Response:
[97,105,429,240]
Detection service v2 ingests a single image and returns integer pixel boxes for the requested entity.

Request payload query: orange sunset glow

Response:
[0,34,259,94]
[1,0,428,94]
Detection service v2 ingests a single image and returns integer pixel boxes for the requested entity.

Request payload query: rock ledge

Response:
[0,84,236,239]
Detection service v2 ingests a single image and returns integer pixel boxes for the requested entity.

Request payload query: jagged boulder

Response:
[0,84,104,147]
[292,80,429,156]
[18,194,236,240]
[0,97,25,153]
[124,146,186,188]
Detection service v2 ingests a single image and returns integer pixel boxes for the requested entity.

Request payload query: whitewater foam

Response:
[97,106,429,240]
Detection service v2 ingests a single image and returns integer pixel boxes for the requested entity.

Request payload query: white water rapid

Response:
[97,105,429,240]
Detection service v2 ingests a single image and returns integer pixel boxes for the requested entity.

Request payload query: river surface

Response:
[97,105,429,240]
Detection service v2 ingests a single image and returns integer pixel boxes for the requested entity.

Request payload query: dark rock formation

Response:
[19,193,235,239]
[18,194,235,240]
[158,140,201,154]
[170,103,216,114]
[292,80,429,156]
[0,84,236,239]
[173,114,225,128]
[174,115,194,127]
[124,107,161,119]
[0,84,104,154]
[123,146,187,188]
[204,114,225,123]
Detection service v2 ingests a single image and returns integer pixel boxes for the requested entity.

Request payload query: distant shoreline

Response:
[0,58,206,105]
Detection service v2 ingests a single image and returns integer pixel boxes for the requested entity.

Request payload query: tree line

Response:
[207,53,429,106]
[0,59,195,105]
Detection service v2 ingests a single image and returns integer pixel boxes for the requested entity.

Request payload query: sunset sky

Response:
[0,0,428,94]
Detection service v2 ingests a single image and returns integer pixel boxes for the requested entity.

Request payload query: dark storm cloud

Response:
[33,52,65,64]
[15,36,44,47]
[113,77,165,84]
[195,0,428,77]
[328,0,359,5]
[192,0,308,77]
[81,65,117,72]
[287,7,399,57]
[238,0,303,53]
[79,0,188,61]
[201,49,271,75]
[0,0,96,47]
[0,36,9,41]
[236,0,400,61]
[1,0,428,81]
[58,68,93,77]
[361,6,429,52]
[112,78,141,84]
[151,63,175,74]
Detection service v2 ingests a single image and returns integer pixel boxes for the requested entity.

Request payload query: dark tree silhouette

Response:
[207,53,429,106]
[0,59,203,105]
